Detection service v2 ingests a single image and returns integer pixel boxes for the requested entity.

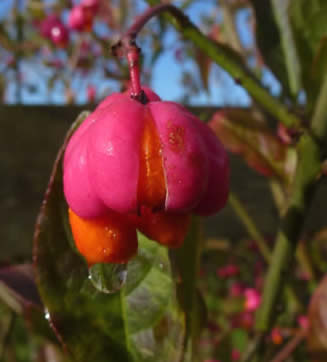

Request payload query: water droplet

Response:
[88,263,127,294]
[44,308,51,321]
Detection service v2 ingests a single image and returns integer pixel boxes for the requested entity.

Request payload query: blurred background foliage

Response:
[0,0,264,106]
[2,0,327,361]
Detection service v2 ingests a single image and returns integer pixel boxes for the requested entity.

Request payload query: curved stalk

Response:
[229,192,271,262]
[139,1,302,130]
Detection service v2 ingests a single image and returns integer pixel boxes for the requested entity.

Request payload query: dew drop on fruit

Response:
[88,262,127,294]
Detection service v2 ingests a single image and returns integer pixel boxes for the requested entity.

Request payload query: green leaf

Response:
[250,0,293,97]
[289,0,327,110]
[230,328,248,354]
[33,112,185,362]
[125,233,185,362]
[271,0,302,96]
[174,218,206,361]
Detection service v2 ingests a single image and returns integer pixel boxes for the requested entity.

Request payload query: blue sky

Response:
[0,0,280,106]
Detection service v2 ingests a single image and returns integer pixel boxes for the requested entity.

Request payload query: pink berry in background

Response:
[5,55,15,67]
[81,0,100,14]
[68,5,93,32]
[297,315,309,330]
[87,85,96,103]
[231,349,241,361]
[40,15,69,47]
[244,288,261,311]
[233,311,254,329]
[229,282,245,297]
[50,24,69,47]
[277,123,293,145]
[217,264,240,278]
[63,87,229,219]
[40,15,59,38]
[271,327,283,345]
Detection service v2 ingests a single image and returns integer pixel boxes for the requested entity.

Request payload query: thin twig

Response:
[269,329,306,362]
[241,333,265,362]
[229,192,271,262]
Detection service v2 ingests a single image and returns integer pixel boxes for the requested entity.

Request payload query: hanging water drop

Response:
[44,308,51,321]
[88,263,128,294]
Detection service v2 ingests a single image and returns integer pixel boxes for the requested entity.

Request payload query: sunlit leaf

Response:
[195,25,220,91]
[289,0,327,110]
[195,51,211,91]
[271,0,302,96]
[174,218,207,361]
[250,0,293,97]
[209,109,297,184]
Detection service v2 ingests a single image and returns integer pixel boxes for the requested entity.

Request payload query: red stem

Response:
[123,4,182,39]
[126,47,142,98]
[112,4,191,102]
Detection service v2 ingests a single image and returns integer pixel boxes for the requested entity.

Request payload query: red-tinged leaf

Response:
[195,25,221,91]
[0,264,41,312]
[195,51,212,91]
[289,0,327,110]
[0,263,57,342]
[209,109,297,184]
[174,218,207,360]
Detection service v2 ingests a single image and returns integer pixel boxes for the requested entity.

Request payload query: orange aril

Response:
[137,112,166,210]
[132,206,190,248]
[68,208,137,266]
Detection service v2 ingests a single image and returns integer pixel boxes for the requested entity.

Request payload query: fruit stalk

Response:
[126,46,142,101]
[112,4,181,102]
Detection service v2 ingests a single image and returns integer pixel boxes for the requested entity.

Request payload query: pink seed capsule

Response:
[81,0,100,14]
[40,15,69,47]
[63,87,229,219]
[68,5,93,32]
